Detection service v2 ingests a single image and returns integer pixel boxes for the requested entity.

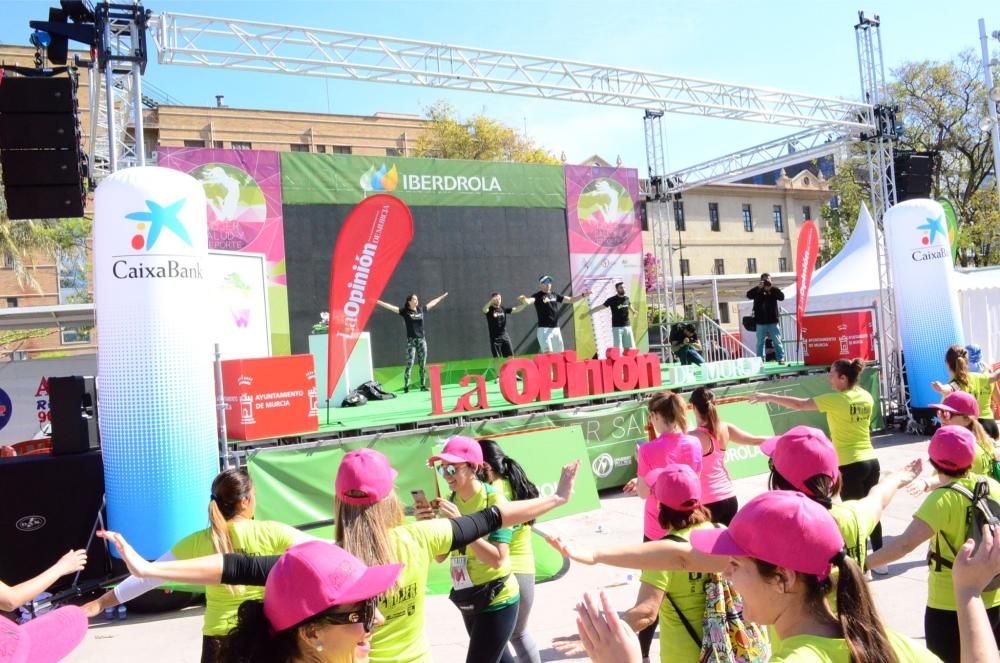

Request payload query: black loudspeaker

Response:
[894,151,938,202]
[0,451,111,591]
[49,375,100,455]
[0,76,86,220]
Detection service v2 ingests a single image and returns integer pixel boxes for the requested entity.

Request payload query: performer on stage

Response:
[588,281,637,351]
[520,276,591,353]
[376,292,448,392]
[483,292,530,376]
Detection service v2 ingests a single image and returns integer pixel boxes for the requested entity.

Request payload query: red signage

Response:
[429,349,662,415]
[795,220,819,339]
[221,355,319,441]
[801,311,875,366]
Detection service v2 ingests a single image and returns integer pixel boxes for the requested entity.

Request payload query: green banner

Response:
[938,198,961,264]
[280,153,566,208]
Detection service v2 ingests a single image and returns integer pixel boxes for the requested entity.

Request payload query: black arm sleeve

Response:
[449,506,503,551]
[221,553,280,586]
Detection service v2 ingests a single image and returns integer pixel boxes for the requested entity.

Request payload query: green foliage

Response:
[819,154,867,265]
[414,101,561,164]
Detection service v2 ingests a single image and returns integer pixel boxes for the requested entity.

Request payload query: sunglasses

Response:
[437,463,464,477]
[326,597,377,633]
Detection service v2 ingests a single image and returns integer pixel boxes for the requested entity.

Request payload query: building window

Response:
[58,252,90,305]
[332,145,352,154]
[746,257,757,273]
[778,257,788,272]
[2,253,13,269]
[680,258,690,276]
[386,147,403,157]
[742,204,753,232]
[183,140,206,148]
[718,302,730,324]
[316,145,326,153]
[5,297,17,308]
[290,144,309,152]
[213,140,224,149]
[773,205,784,233]
[61,327,91,345]
[802,205,812,221]
[232,141,252,150]
[714,259,725,275]
[673,201,685,231]
[708,203,720,232]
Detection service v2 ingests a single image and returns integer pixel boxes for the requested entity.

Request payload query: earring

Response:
[315,644,324,652]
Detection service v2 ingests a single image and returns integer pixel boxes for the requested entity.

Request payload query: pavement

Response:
[65,430,936,662]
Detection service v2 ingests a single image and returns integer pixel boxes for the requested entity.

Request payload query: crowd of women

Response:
[3,344,999,663]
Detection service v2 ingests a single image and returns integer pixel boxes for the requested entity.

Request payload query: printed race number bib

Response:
[450,555,473,590]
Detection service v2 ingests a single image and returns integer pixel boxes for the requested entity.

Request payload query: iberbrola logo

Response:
[360,162,502,195]
[114,197,203,280]
[911,213,949,262]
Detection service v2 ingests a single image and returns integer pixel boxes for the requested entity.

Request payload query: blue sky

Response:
[2,0,997,171]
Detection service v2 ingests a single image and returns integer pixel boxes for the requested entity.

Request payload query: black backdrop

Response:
[283,204,575,367]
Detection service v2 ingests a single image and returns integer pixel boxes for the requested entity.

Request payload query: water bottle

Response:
[117,605,127,621]
[104,607,115,620]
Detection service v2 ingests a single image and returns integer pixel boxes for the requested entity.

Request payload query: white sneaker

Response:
[872,565,890,576]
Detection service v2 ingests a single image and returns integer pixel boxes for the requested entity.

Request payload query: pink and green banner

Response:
[159,148,290,354]
[564,166,647,359]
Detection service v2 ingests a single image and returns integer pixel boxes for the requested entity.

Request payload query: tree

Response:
[818,154,867,265]
[414,101,561,164]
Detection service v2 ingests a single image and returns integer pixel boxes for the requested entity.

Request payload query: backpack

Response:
[357,380,396,401]
[664,532,771,663]
[341,390,368,407]
[927,478,1000,590]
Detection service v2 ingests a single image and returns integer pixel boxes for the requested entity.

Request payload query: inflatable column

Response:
[94,167,219,558]
[884,199,964,409]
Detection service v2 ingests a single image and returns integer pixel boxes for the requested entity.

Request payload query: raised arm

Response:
[376,300,400,314]
[865,517,934,570]
[511,301,531,314]
[774,287,785,301]
[749,392,817,411]
[566,290,593,304]
[855,459,922,522]
[989,368,1000,384]
[0,549,86,611]
[482,299,494,314]
[548,536,727,574]
[426,292,449,310]
[725,423,769,446]
[589,304,608,316]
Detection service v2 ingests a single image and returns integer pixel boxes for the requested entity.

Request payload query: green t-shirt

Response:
[769,630,942,662]
[493,478,535,576]
[952,372,996,421]
[639,521,715,663]
[814,387,875,465]
[170,520,299,636]
[452,483,519,610]
[370,519,453,663]
[972,439,994,477]
[914,475,1000,610]
[829,498,880,569]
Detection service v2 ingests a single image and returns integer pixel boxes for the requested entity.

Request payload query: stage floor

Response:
[307,360,819,437]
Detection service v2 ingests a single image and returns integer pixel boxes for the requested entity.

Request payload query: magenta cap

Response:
[761,426,840,495]
[336,449,399,505]
[929,424,977,471]
[428,436,484,467]
[930,392,980,419]
[644,464,702,511]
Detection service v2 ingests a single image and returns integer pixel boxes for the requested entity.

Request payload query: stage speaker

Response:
[893,151,938,202]
[0,76,86,220]
[0,451,111,591]
[49,375,100,455]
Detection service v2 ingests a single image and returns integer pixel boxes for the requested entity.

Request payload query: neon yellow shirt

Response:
[370,519,454,663]
[170,520,299,636]
[952,372,996,421]
[829,499,880,569]
[769,630,941,662]
[493,478,535,576]
[914,475,1000,610]
[972,438,994,477]
[639,521,715,663]
[453,483,519,611]
[813,387,875,465]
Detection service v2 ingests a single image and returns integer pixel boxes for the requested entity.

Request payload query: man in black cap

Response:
[520,275,591,353]
[746,272,785,364]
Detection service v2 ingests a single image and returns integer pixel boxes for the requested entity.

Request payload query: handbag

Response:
[448,575,510,615]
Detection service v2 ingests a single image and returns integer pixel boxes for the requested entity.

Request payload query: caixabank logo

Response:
[911,214,949,262]
[113,198,204,280]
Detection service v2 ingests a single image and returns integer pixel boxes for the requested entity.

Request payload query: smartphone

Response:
[410,489,431,510]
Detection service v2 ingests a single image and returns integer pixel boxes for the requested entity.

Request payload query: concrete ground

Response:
[66,431,934,662]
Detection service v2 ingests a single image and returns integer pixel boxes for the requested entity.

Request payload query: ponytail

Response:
[689,387,720,441]
[647,391,688,433]
[969,419,996,458]
[832,554,898,663]
[208,468,253,556]
[946,344,971,390]
[832,358,865,388]
[221,600,297,663]
[768,466,842,508]
[478,439,540,524]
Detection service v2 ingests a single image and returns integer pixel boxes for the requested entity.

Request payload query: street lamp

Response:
[980,18,1000,213]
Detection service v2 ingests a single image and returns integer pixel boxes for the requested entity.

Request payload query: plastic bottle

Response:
[117,605,127,620]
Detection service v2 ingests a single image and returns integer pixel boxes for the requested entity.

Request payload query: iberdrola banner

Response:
[327,194,414,397]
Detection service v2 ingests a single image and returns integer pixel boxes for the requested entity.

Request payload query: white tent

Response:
[954,267,1000,365]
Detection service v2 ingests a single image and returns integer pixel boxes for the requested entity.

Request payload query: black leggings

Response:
[925,605,1000,663]
[461,602,519,663]
[704,496,739,526]
[839,459,882,550]
[638,534,659,657]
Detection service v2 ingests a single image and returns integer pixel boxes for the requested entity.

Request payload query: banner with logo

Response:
[564,165,647,360]
[220,355,319,440]
[327,195,414,396]
[801,311,876,366]
[885,200,965,408]
[0,355,97,445]
[938,198,961,264]
[280,153,566,208]
[795,220,819,338]
[159,148,291,354]
[94,167,219,558]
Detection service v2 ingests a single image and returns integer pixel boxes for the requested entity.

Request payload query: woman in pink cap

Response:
[222,540,402,663]
[913,392,997,487]
[867,425,1000,662]
[932,344,1000,440]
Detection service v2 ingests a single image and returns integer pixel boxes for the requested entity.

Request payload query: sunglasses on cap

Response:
[325,597,378,633]
[437,463,465,477]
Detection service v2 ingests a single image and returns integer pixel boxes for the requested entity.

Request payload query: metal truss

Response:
[643,111,674,360]
[150,12,872,131]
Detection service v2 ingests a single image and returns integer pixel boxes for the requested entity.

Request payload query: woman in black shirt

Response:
[376,292,448,392]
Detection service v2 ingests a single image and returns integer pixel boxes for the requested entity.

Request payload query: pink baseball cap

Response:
[930,392,980,419]
[761,426,840,495]
[929,425,977,471]
[0,605,88,663]
[336,449,398,505]
[264,540,403,633]
[644,464,702,511]
[691,491,844,579]
[428,436,484,467]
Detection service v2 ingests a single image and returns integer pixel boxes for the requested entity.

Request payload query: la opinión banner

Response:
[795,220,819,337]
[327,195,414,397]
